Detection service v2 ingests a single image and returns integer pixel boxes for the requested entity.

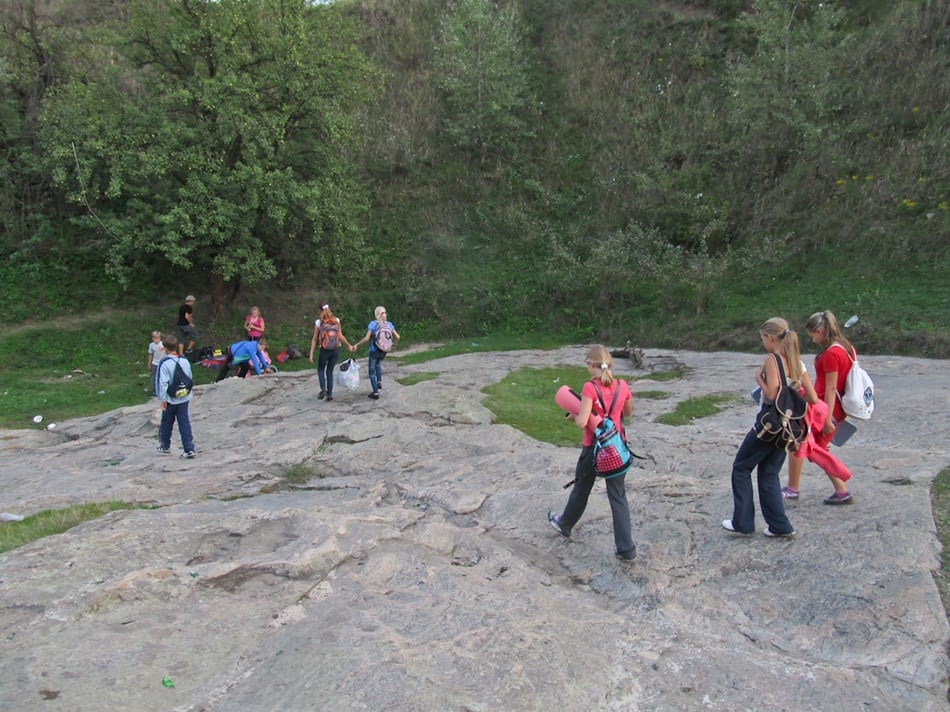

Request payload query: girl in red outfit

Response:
[783,310,855,505]
[548,345,637,561]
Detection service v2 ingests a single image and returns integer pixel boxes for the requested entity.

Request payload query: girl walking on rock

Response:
[783,310,856,505]
[548,345,637,561]
[723,318,799,537]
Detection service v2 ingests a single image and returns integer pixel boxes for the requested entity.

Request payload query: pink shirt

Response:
[245,315,265,338]
[580,379,631,447]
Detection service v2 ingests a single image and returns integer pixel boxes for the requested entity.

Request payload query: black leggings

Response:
[317,348,340,394]
[215,354,252,382]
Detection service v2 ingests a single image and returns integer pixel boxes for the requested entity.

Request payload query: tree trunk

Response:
[210,274,227,320]
[209,273,241,320]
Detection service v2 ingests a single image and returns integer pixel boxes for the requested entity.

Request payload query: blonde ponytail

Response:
[585,345,614,386]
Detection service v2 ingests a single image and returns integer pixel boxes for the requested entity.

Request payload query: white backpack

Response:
[832,344,874,420]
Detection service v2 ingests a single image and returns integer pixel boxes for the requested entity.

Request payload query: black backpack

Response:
[155,357,193,399]
[754,354,808,452]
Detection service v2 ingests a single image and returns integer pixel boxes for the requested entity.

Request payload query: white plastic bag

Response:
[336,358,360,391]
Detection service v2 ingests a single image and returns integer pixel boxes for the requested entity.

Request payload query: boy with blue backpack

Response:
[156,335,197,459]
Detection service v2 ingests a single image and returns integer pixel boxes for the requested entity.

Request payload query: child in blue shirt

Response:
[352,306,400,400]
[157,335,196,458]
[214,339,268,382]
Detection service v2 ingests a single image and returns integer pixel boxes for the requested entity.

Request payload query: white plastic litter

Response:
[1,513,25,522]
[336,359,360,391]
[32,415,43,423]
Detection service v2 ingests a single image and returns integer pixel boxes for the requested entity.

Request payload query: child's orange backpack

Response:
[319,320,341,350]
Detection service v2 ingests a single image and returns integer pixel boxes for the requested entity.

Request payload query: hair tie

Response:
[600,362,608,370]
[785,329,790,336]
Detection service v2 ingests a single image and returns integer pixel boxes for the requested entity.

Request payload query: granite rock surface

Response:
[1,347,948,711]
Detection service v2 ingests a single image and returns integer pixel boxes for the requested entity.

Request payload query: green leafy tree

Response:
[433,0,536,167]
[39,0,375,315]
[725,0,849,180]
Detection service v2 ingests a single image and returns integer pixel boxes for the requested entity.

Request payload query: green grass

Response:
[481,365,699,446]
[483,366,590,447]
[396,371,440,386]
[395,333,567,366]
[482,366,736,446]
[609,252,950,357]
[0,311,315,429]
[0,302,691,434]
[0,319,172,428]
[0,502,144,554]
[637,390,670,399]
[633,369,687,382]
[281,463,320,484]
[654,393,737,426]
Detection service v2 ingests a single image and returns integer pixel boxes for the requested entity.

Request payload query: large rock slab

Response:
[0,347,948,710]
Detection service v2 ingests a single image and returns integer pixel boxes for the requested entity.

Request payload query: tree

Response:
[725,0,848,179]
[433,0,536,167]
[39,0,375,316]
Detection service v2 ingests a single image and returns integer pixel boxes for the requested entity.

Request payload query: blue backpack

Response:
[591,383,633,478]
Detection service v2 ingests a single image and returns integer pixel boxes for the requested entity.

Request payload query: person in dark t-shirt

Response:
[177,295,198,356]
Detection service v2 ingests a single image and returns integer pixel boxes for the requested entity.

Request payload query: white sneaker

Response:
[548,511,570,538]
[721,519,750,535]
[763,526,795,538]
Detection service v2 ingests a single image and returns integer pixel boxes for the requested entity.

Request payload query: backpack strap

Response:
[154,355,174,395]
[592,382,622,434]
[829,341,857,363]
[770,353,788,397]
[155,355,174,377]
[828,342,857,403]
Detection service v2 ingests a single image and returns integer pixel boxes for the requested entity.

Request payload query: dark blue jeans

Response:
[368,353,384,394]
[559,446,635,557]
[730,429,793,534]
[159,401,194,452]
[317,348,339,395]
